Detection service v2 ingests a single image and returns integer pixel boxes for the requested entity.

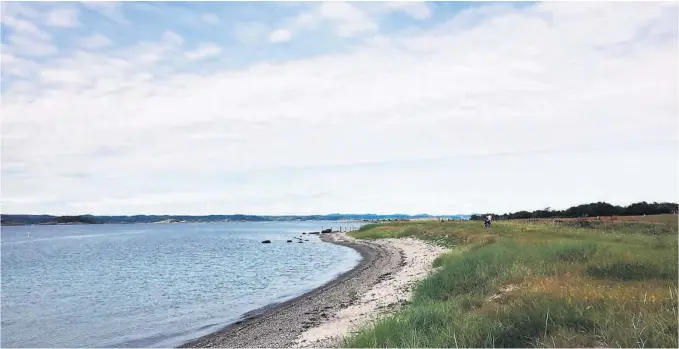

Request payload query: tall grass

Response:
[345,216,679,348]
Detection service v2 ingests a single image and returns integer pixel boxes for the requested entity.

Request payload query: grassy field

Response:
[517,214,678,229]
[344,214,678,348]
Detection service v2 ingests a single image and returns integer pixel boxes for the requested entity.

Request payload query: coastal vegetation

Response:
[345,214,678,348]
[470,201,678,221]
[52,215,100,224]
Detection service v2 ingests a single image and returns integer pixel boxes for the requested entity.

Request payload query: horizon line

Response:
[1,212,470,217]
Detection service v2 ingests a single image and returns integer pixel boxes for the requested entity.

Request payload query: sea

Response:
[0,221,363,348]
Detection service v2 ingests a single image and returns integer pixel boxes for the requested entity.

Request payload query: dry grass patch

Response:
[519,274,677,304]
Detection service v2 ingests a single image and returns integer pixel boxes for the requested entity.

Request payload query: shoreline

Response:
[180,232,446,348]
[296,234,447,347]
[179,233,389,348]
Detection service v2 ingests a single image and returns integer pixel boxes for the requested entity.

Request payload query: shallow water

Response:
[1,221,362,348]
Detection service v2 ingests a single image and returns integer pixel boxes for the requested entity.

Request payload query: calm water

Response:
[1,221,363,348]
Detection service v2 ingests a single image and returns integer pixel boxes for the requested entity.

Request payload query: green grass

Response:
[344,216,679,348]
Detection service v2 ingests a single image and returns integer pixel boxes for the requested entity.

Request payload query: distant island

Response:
[4,201,675,227]
[0,213,470,226]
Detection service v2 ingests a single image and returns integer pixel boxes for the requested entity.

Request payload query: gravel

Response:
[179,233,403,348]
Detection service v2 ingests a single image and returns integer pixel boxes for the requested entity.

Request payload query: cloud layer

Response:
[1,1,677,215]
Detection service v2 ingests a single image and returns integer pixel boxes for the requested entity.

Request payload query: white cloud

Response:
[269,29,292,43]
[232,21,269,45]
[295,1,378,37]
[381,2,431,20]
[0,2,40,20]
[1,2,677,215]
[0,51,39,78]
[161,30,183,46]
[318,1,367,22]
[77,33,112,49]
[185,43,222,60]
[201,13,220,25]
[40,68,88,85]
[6,80,34,93]
[43,6,80,27]
[281,1,431,39]
[1,11,49,39]
[7,34,57,56]
[81,1,129,24]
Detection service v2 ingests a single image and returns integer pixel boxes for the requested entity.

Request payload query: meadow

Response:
[344,214,678,348]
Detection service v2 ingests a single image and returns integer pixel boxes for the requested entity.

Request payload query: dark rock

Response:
[321,228,332,234]
[304,239,309,241]
[298,241,303,243]
[308,231,320,235]
[302,232,307,234]
[286,240,292,243]
[377,271,394,282]
[261,240,272,244]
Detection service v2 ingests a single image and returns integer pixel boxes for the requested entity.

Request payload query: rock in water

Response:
[261,240,272,244]
[321,228,332,234]
[286,240,293,243]
[298,241,303,243]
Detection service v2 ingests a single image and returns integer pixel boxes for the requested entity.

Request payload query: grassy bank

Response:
[344,215,678,348]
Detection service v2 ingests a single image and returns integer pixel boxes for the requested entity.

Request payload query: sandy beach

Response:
[295,233,447,348]
[180,232,446,348]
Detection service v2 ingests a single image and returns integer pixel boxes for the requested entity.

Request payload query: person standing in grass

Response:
[484,214,492,227]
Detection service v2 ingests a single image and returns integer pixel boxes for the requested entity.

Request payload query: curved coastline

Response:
[179,233,391,348]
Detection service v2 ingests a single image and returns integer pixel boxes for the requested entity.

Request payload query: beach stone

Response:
[180,233,403,349]
[287,240,293,243]
[261,240,272,244]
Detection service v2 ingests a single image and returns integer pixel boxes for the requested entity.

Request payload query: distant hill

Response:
[0,213,470,226]
[1,215,100,226]
[52,215,100,224]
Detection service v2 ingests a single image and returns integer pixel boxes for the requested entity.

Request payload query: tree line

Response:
[470,201,679,221]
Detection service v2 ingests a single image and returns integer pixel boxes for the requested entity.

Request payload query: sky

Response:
[1,1,677,216]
